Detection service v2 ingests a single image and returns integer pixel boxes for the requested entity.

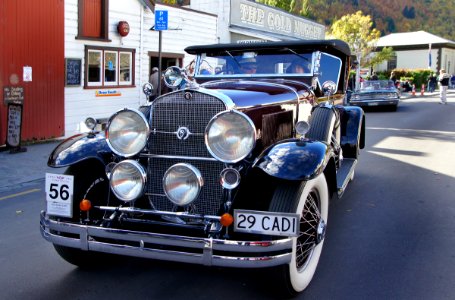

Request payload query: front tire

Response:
[268,174,329,296]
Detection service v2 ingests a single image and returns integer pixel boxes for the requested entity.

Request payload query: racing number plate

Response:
[45,173,74,217]
[234,210,300,237]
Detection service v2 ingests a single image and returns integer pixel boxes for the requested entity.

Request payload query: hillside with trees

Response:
[255,0,455,40]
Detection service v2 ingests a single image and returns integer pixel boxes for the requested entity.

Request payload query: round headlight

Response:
[205,111,256,163]
[110,160,146,202]
[106,109,150,157]
[163,163,203,206]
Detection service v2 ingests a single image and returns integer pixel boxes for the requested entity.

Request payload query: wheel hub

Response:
[316,219,326,244]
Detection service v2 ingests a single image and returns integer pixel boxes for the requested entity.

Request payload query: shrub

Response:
[388,69,433,88]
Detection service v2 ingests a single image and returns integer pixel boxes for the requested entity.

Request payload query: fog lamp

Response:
[163,163,203,206]
[110,160,146,202]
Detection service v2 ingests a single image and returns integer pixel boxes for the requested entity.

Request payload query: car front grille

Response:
[355,93,393,100]
[145,90,227,215]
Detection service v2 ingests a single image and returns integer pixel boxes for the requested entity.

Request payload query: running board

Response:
[336,158,357,198]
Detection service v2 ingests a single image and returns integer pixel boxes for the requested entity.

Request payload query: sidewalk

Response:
[400,88,455,99]
[0,141,65,193]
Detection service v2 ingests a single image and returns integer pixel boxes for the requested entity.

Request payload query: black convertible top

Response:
[185,39,351,57]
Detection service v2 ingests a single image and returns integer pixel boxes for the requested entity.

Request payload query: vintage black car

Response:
[349,79,400,111]
[41,40,365,296]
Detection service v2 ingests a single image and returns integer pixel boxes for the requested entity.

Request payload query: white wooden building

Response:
[375,31,455,74]
[64,0,217,137]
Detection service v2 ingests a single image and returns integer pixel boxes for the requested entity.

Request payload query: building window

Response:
[119,52,133,85]
[85,46,135,88]
[387,56,397,71]
[77,0,109,41]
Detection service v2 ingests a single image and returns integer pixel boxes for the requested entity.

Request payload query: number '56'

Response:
[49,183,70,200]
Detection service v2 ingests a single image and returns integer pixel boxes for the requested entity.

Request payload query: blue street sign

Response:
[155,10,168,30]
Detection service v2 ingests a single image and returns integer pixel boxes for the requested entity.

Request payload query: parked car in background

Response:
[41,40,365,296]
[349,80,400,111]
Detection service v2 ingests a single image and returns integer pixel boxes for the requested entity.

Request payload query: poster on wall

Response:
[23,66,32,82]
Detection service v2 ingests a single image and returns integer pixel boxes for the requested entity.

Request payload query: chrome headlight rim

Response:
[205,110,257,164]
[105,108,150,157]
[110,160,146,202]
[163,163,204,206]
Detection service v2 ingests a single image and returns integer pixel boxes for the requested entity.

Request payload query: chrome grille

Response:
[148,90,227,157]
[357,93,390,100]
[147,158,225,215]
[146,90,227,215]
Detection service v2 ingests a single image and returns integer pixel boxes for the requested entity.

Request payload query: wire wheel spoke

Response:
[296,191,321,269]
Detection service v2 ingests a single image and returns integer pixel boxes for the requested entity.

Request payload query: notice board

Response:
[65,58,81,86]
[6,103,23,148]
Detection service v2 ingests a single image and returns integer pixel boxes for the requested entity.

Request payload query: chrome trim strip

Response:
[139,153,218,161]
[40,211,292,268]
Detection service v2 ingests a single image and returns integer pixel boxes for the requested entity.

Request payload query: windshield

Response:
[360,80,396,91]
[194,49,314,78]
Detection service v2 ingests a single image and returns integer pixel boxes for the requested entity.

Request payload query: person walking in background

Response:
[390,71,399,89]
[428,73,437,93]
[149,67,159,101]
[437,69,450,104]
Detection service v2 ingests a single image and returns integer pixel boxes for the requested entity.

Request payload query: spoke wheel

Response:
[268,174,329,296]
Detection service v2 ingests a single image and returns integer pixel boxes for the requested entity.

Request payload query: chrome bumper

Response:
[40,211,293,268]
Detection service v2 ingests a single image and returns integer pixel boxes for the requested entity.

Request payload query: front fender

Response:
[253,139,329,181]
[48,133,111,168]
[340,106,365,158]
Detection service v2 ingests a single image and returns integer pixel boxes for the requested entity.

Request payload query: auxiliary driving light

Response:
[110,160,147,202]
[163,163,203,206]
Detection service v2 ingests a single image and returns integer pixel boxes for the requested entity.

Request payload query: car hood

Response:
[353,89,398,94]
[200,79,312,109]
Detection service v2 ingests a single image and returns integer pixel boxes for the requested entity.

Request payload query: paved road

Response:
[0,95,454,299]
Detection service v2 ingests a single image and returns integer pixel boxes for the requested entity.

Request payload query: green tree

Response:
[255,0,291,11]
[256,0,312,17]
[328,11,380,65]
[327,11,393,87]
[367,46,395,69]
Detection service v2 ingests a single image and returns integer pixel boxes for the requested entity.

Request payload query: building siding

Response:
[63,1,217,137]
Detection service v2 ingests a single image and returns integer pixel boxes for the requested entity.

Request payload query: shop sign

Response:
[3,86,24,105]
[95,90,121,97]
[230,0,325,40]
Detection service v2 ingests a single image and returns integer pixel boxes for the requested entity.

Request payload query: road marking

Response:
[0,188,41,201]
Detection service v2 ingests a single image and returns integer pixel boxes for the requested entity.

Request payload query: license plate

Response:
[45,173,74,217]
[234,210,299,237]
[368,102,379,106]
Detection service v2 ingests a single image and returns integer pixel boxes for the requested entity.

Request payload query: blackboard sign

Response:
[3,86,24,105]
[65,58,81,86]
[7,104,23,148]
